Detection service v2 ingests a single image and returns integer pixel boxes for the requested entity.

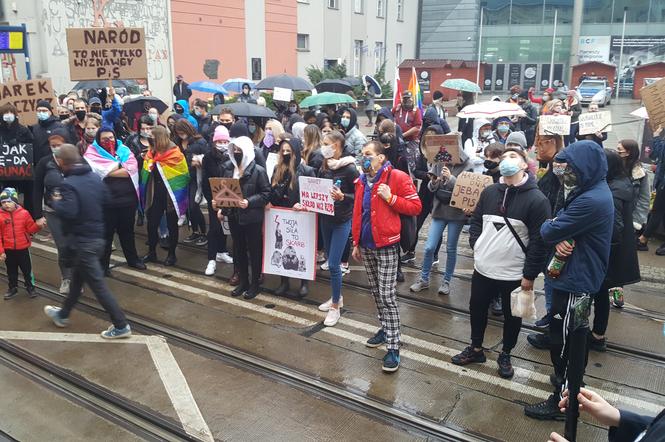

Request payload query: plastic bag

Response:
[510,286,537,320]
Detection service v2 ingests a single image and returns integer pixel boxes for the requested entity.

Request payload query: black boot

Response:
[4,287,18,300]
[143,250,158,263]
[26,284,37,299]
[275,277,289,296]
[231,280,249,297]
[164,252,177,266]
[298,280,309,298]
[244,282,260,300]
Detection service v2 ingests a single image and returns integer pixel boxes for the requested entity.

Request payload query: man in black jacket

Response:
[173,75,192,102]
[30,100,67,163]
[516,91,538,147]
[42,144,131,339]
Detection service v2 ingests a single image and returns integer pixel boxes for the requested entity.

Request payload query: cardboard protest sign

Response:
[0,143,33,180]
[450,172,493,211]
[299,176,335,215]
[578,111,612,135]
[0,79,55,126]
[273,87,293,102]
[539,115,571,135]
[66,27,148,81]
[262,207,317,281]
[641,77,665,131]
[266,152,279,181]
[209,178,243,207]
[424,133,462,165]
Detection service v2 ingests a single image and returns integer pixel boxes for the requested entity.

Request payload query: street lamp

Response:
[616,7,627,102]
[476,1,486,97]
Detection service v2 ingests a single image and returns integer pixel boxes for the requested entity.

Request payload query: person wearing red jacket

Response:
[352,140,422,372]
[0,187,45,300]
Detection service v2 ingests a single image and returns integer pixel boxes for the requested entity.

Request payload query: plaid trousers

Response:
[361,244,401,350]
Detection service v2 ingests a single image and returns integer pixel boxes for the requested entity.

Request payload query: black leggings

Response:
[229,219,263,285]
[147,196,179,254]
[644,188,665,238]
[469,271,522,353]
[206,202,227,260]
[102,205,140,270]
[591,282,610,336]
[187,182,206,234]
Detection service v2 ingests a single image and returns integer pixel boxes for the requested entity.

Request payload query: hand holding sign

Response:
[209,178,244,208]
[450,172,493,211]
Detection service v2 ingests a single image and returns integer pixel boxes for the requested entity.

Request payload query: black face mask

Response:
[59,114,70,121]
[484,159,499,170]
[282,153,292,163]
[175,107,184,114]
[233,152,243,164]
[75,110,87,121]
[90,106,102,114]
[221,122,232,130]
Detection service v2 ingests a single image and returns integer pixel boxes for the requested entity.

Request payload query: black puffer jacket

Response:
[317,150,359,224]
[32,155,63,218]
[202,147,228,204]
[220,161,271,225]
[605,175,640,287]
[179,137,209,180]
[31,116,66,162]
[269,139,316,208]
[0,119,33,146]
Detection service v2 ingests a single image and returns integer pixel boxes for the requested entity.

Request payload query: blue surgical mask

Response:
[248,125,256,134]
[340,117,350,128]
[362,156,373,173]
[148,113,158,122]
[499,157,522,177]
[497,124,510,134]
[194,110,202,117]
[37,111,50,121]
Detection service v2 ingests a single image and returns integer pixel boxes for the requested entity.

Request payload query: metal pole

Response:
[21,23,31,80]
[549,9,558,88]
[615,7,627,102]
[476,5,484,99]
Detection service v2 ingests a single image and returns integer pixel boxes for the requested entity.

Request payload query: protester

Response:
[229,121,266,168]
[43,144,131,339]
[248,118,264,147]
[528,87,555,105]
[261,119,285,158]
[392,91,423,171]
[352,140,422,372]
[464,118,493,174]
[140,126,190,266]
[430,90,447,122]
[173,99,198,129]
[302,124,324,170]
[31,100,66,163]
[457,91,475,144]
[173,74,192,102]
[238,83,256,103]
[452,146,550,379]
[193,98,213,138]
[492,117,513,144]
[317,130,359,326]
[483,143,505,184]
[339,107,367,157]
[525,140,613,419]
[84,126,145,274]
[0,187,44,300]
[617,139,651,258]
[574,104,607,147]
[217,107,235,131]
[291,121,307,141]
[637,125,665,255]
[125,115,154,166]
[564,90,582,123]
[76,114,101,155]
[515,91,538,147]
[0,103,36,215]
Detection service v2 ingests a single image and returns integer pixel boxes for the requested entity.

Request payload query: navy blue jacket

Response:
[541,141,613,294]
[651,135,665,190]
[609,409,665,442]
[51,163,107,241]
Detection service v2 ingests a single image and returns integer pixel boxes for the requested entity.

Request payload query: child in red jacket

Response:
[0,187,45,300]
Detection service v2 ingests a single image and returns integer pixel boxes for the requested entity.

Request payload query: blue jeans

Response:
[420,218,464,282]
[321,218,352,303]
[544,278,553,313]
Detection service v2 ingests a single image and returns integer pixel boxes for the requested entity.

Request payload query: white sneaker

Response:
[59,279,71,295]
[205,260,216,276]
[216,252,233,264]
[318,297,343,312]
[323,307,340,326]
[341,263,350,275]
[320,261,329,271]
[317,251,327,263]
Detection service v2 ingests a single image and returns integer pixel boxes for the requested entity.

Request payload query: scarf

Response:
[139,147,190,218]
[326,156,356,171]
[84,140,139,197]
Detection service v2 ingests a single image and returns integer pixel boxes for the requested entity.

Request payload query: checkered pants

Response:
[361,244,401,350]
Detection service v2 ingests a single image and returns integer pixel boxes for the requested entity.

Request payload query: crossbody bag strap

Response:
[503,216,528,254]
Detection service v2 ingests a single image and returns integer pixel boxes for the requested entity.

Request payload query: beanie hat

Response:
[47,127,69,142]
[213,125,230,142]
[89,97,102,106]
[432,90,443,101]
[505,131,528,150]
[229,121,250,138]
[36,100,52,111]
[0,187,19,204]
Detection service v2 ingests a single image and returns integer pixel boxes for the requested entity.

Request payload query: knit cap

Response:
[0,187,19,204]
[213,125,230,142]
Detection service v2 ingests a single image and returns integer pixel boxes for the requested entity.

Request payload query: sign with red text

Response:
[66,27,147,80]
[0,143,33,180]
[262,207,317,281]
[298,176,335,216]
[0,78,55,126]
[450,172,493,211]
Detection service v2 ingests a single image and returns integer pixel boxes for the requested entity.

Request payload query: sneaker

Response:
[195,236,208,247]
[438,280,450,295]
[204,260,216,276]
[497,352,514,378]
[164,253,177,266]
[44,305,69,327]
[4,288,18,300]
[588,332,607,352]
[656,243,665,256]
[101,324,132,339]
[451,346,486,366]
[216,252,233,264]
[318,297,343,312]
[323,307,340,326]
[231,283,248,297]
[26,285,37,299]
[382,349,400,372]
[184,233,199,243]
[59,279,71,295]
[524,394,565,421]
[490,297,503,316]
[366,329,386,348]
[611,287,625,309]
[409,279,429,292]
[527,332,551,350]
[316,251,327,263]
[535,313,552,328]
[341,263,350,275]
[159,237,170,250]
[396,269,405,283]
[320,261,329,271]
[431,259,440,268]
[636,239,649,251]
[400,252,416,264]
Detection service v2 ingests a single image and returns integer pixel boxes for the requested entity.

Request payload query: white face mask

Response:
[321,144,335,159]
[3,113,15,123]
[215,142,229,152]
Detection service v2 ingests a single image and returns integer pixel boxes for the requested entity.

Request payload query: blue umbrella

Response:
[222,78,256,94]
[189,81,229,95]
[363,75,382,97]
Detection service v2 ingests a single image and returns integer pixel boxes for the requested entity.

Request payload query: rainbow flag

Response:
[408,67,423,114]
[139,148,190,219]
[393,67,403,109]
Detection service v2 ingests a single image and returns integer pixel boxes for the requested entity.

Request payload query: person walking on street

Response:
[173,75,192,102]
[638,125,665,255]
[43,144,132,339]
[352,140,422,372]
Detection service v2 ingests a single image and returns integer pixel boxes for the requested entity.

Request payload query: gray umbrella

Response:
[212,102,276,118]
[255,74,314,91]
[72,79,138,90]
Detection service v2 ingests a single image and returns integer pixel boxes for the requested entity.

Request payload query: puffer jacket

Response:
[220,161,271,225]
[0,206,41,253]
[269,139,316,208]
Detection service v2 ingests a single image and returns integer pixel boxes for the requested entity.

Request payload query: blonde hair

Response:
[265,119,285,140]
[151,126,172,153]
[302,124,321,163]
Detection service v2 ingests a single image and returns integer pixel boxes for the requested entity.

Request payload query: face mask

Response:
[321,144,335,159]
[499,157,522,177]
[552,163,567,176]
[175,107,184,114]
[75,110,87,121]
[3,113,15,123]
[140,131,151,139]
[480,130,491,139]
[194,110,202,117]
[67,105,74,111]
[58,114,69,121]
[101,140,115,151]
[149,113,159,122]
[243,89,249,95]
[179,134,188,141]
[215,142,228,152]
[233,152,243,164]
[497,124,510,134]
[38,112,51,121]
[248,125,256,134]
[90,106,102,114]
[362,156,374,173]
[85,128,98,138]
[282,153,292,163]
[289,106,297,113]
[340,118,350,128]
[484,159,498,170]
[543,96,550,102]
[221,122,232,130]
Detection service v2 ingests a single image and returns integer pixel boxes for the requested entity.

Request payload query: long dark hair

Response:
[619,139,640,175]
[605,148,627,182]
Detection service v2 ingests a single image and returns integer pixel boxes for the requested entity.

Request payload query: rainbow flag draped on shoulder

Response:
[139,147,189,219]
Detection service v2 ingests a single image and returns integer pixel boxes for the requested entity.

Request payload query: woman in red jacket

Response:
[351,140,422,372]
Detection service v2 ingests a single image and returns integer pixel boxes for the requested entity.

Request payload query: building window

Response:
[354,0,363,14]
[374,42,384,72]
[397,0,404,20]
[377,0,385,17]
[327,0,338,9]
[354,40,363,76]
[396,43,403,65]
[297,34,309,51]
[296,0,309,3]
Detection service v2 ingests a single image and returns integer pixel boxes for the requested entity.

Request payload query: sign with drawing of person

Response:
[262,207,317,281]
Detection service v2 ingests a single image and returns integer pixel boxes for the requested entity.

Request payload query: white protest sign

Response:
[266,152,279,181]
[273,87,292,102]
[578,111,612,135]
[299,176,335,215]
[262,207,317,281]
[539,115,571,135]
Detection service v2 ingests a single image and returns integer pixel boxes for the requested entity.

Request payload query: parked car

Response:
[577,78,612,107]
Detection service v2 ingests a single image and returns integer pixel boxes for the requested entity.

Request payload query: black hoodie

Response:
[30,116,66,162]
[269,138,316,208]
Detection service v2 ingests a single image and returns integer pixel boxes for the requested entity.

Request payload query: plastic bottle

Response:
[546,239,575,279]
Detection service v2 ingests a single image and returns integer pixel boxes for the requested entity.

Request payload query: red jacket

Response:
[0,206,41,254]
[352,164,422,249]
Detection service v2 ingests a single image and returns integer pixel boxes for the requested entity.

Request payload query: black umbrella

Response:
[72,79,138,90]
[212,102,276,119]
[255,74,314,91]
[123,96,169,117]
[342,76,362,87]
[315,79,353,93]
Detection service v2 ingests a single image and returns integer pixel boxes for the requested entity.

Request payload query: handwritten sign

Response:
[273,87,293,102]
[209,177,243,207]
[266,152,279,181]
[298,176,335,215]
[262,207,317,281]
[66,27,148,80]
[0,79,55,126]
[450,172,493,211]
[578,111,612,135]
[0,143,33,180]
[424,133,462,164]
[539,115,571,136]
[641,77,665,131]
